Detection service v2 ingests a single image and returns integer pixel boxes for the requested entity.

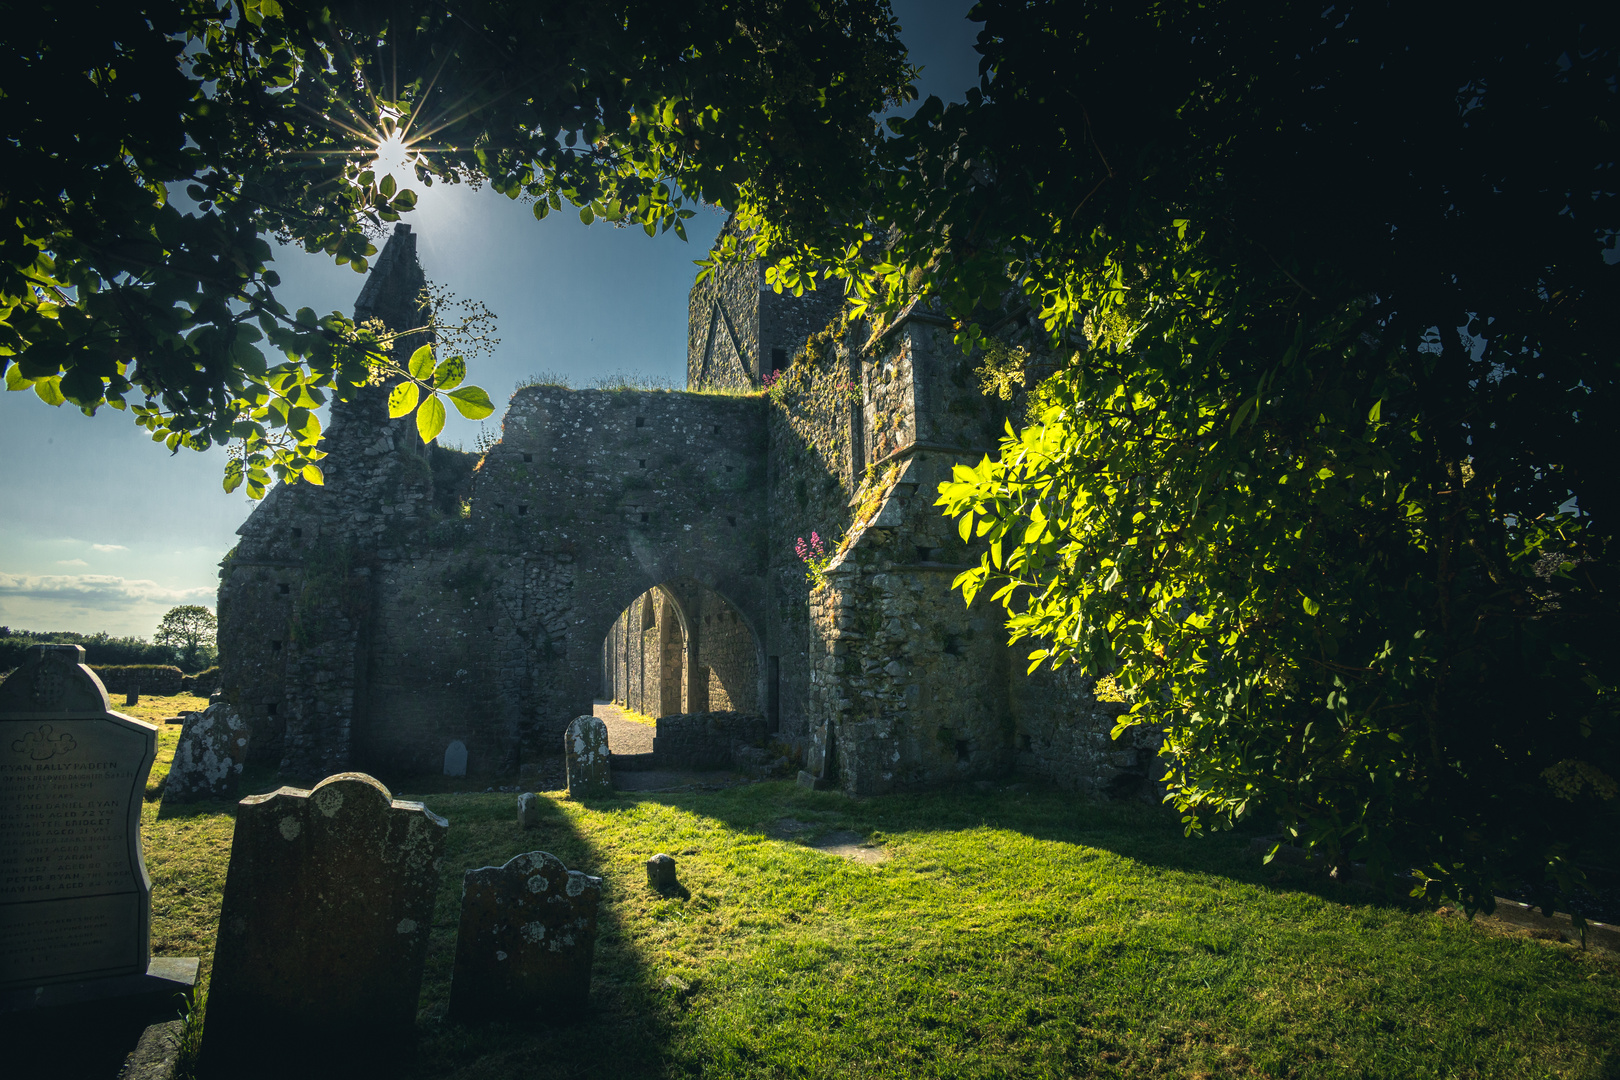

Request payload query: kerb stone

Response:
[161,702,251,804]
[447,850,602,1021]
[564,716,611,798]
[200,772,447,1073]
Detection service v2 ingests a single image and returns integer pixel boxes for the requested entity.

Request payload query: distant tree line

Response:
[0,611,217,673]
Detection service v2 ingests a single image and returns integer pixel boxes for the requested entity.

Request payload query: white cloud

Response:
[91,543,128,552]
[55,559,88,566]
[0,572,212,607]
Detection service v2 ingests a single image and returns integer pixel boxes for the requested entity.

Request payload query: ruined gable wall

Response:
[687,254,760,391]
[347,387,770,775]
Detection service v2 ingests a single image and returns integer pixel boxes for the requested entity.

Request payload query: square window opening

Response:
[636,417,645,428]
[278,583,290,595]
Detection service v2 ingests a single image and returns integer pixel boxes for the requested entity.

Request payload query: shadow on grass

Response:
[404,790,675,1080]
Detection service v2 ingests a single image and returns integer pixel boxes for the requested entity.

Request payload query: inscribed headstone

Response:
[161,703,251,804]
[200,772,447,1073]
[447,850,602,1021]
[0,645,157,991]
[443,739,468,777]
[564,716,611,798]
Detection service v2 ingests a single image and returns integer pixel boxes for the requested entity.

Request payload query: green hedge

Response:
[92,664,184,696]
[0,629,175,670]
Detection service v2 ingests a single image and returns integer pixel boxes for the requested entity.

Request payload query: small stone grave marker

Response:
[646,853,678,891]
[447,850,602,1021]
[161,702,251,804]
[444,738,468,776]
[517,791,541,829]
[0,645,159,992]
[201,772,447,1072]
[124,688,139,707]
[565,715,611,797]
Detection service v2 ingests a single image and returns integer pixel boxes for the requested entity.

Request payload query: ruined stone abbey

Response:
[218,224,1148,796]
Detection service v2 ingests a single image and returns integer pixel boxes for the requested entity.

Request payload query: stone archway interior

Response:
[603,578,759,717]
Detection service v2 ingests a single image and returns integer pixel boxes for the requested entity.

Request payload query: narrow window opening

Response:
[915,545,934,562]
[770,347,788,372]
[518,505,528,515]
[523,453,533,462]
[270,640,282,653]
[712,424,721,435]
[278,583,290,595]
[291,527,303,539]
[267,703,278,716]
[1017,733,1032,752]
[636,417,645,428]
[955,739,971,762]
[640,512,649,523]
[638,459,646,468]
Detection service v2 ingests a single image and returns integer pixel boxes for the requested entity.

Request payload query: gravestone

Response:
[646,853,678,891]
[517,791,541,829]
[565,715,611,798]
[447,850,602,1021]
[201,772,447,1074]
[125,688,139,707]
[444,738,468,777]
[161,702,251,804]
[1,645,162,994]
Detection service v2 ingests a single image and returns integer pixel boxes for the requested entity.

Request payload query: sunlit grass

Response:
[142,740,1620,1079]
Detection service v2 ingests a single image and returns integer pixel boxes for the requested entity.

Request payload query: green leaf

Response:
[433,355,466,390]
[446,385,495,419]
[579,205,595,225]
[379,174,396,199]
[388,381,420,418]
[5,364,32,391]
[408,344,435,381]
[33,377,65,406]
[1302,596,1321,616]
[1368,399,1383,422]
[301,463,325,486]
[416,394,445,443]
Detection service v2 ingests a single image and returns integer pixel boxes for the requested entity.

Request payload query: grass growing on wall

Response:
[141,743,1620,1079]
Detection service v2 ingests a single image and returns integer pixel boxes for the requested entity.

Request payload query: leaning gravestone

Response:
[200,772,447,1075]
[161,702,252,804]
[565,715,612,798]
[447,850,602,1021]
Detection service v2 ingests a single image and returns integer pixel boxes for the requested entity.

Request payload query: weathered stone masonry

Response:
[218,223,1158,797]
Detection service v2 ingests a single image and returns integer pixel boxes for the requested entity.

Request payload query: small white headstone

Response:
[443,739,468,777]
[564,716,611,798]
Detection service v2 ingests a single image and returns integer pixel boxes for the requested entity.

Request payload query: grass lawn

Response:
[140,730,1620,1078]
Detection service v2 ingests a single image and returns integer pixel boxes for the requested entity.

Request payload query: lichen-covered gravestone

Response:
[444,738,468,777]
[160,702,251,804]
[565,715,611,798]
[0,645,162,994]
[200,772,447,1074]
[447,851,602,1021]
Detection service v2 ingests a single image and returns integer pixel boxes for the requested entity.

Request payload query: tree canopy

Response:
[854,2,1615,914]
[154,604,218,671]
[2,0,912,494]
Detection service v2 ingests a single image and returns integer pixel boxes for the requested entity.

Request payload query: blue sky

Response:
[0,2,980,637]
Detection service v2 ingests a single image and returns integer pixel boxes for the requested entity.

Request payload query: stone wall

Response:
[653,711,770,769]
[217,222,1152,801]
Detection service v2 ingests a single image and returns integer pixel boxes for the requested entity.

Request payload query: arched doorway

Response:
[602,577,760,718]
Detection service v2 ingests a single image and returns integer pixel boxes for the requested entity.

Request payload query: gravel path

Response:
[594,700,654,756]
